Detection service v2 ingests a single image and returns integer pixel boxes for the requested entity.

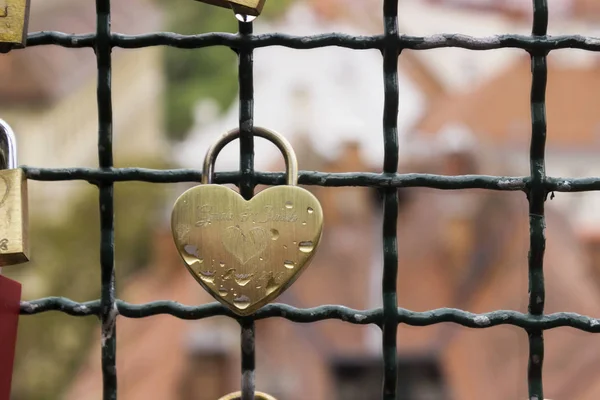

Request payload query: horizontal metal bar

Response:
[19,297,600,332]
[19,167,600,192]
[25,31,600,52]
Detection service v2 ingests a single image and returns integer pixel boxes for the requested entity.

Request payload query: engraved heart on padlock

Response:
[222,225,269,264]
[171,184,323,316]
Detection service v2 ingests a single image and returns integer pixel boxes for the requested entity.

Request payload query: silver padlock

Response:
[0,119,28,267]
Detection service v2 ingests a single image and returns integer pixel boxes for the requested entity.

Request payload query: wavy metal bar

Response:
[381,0,400,398]
[19,298,600,331]
[20,167,600,192]
[526,0,549,398]
[95,0,118,398]
[24,31,600,52]
[237,18,257,400]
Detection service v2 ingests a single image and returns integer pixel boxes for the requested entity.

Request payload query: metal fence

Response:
[15,0,600,399]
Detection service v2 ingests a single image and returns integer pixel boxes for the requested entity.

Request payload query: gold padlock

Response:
[219,391,277,400]
[0,0,31,53]
[171,127,323,316]
[0,120,28,267]
[194,0,266,17]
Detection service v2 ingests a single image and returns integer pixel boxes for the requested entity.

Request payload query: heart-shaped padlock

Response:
[171,127,323,316]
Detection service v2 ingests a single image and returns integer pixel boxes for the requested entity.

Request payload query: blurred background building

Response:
[4,0,600,399]
[1,0,166,221]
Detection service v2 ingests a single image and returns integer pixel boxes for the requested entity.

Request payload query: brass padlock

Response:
[0,0,31,53]
[194,0,266,17]
[0,120,28,267]
[219,391,277,400]
[171,127,323,316]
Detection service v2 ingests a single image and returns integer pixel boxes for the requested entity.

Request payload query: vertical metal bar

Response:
[527,0,548,399]
[240,319,256,400]
[96,0,117,399]
[381,0,400,399]
[238,19,256,400]
[238,20,255,201]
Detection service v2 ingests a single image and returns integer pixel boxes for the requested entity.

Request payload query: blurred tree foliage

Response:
[162,1,293,141]
[5,156,172,400]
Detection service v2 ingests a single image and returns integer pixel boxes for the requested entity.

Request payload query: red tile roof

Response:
[415,55,600,150]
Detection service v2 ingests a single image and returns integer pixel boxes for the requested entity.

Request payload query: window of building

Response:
[331,356,448,400]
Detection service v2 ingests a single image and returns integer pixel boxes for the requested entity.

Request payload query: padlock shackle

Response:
[218,391,277,400]
[202,126,298,186]
[0,120,17,170]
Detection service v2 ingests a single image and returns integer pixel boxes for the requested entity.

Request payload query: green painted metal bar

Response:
[381,0,400,398]
[95,0,117,399]
[19,298,600,332]
[23,31,600,52]
[527,0,549,399]
[237,18,257,400]
[17,167,600,193]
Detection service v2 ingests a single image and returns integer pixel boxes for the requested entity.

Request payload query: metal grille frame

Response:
[15,0,600,399]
